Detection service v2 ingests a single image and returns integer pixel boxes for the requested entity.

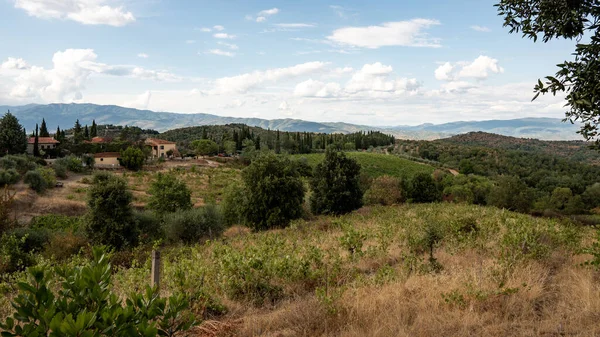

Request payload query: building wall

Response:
[27,143,57,155]
[96,156,120,166]
[151,143,177,157]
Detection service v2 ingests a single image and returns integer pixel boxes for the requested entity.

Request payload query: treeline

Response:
[395,138,600,216]
[159,124,395,156]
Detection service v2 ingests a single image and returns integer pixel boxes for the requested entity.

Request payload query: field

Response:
[293,152,435,179]
[3,203,597,336]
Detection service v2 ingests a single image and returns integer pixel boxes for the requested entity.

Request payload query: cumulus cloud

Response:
[137,53,149,59]
[1,57,29,70]
[198,27,212,32]
[213,61,329,94]
[470,25,490,32]
[217,41,238,50]
[124,90,151,109]
[435,55,504,82]
[249,7,278,23]
[14,0,135,26]
[256,16,266,23]
[293,79,342,98]
[327,19,441,48]
[273,23,316,28]
[258,8,279,16]
[214,33,236,39]
[205,49,235,57]
[213,25,225,31]
[2,49,180,102]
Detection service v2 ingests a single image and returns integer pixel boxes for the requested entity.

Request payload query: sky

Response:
[0,0,578,126]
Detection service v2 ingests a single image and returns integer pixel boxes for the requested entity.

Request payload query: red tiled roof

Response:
[145,138,176,145]
[91,137,110,143]
[28,137,59,144]
[94,152,120,158]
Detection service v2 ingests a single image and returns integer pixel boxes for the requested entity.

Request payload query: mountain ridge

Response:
[0,103,581,140]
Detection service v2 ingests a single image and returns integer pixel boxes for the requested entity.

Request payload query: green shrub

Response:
[0,169,20,186]
[339,225,367,256]
[221,182,248,226]
[408,172,441,203]
[364,175,404,206]
[310,149,363,215]
[163,205,224,243]
[0,157,16,170]
[147,173,192,214]
[119,146,146,171]
[86,173,138,249]
[135,210,164,242]
[0,247,196,336]
[55,155,84,173]
[52,162,68,179]
[38,167,57,188]
[239,153,305,230]
[30,214,82,232]
[0,234,36,273]
[6,227,50,254]
[24,170,47,193]
[487,175,533,213]
[42,231,87,261]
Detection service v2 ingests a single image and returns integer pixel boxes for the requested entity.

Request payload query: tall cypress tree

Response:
[90,120,97,138]
[73,119,83,144]
[33,124,40,157]
[39,118,50,137]
[84,125,90,140]
[55,126,61,141]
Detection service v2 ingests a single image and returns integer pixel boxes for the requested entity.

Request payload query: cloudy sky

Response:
[0,0,577,126]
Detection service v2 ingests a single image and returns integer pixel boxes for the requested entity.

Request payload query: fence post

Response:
[151,250,161,288]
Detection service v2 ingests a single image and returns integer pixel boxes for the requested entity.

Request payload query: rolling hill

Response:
[0,103,582,140]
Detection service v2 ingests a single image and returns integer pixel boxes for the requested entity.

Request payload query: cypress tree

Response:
[84,125,90,140]
[39,118,50,137]
[90,120,97,138]
[73,119,83,144]
[55,126,61,141]
[33,124,40,157]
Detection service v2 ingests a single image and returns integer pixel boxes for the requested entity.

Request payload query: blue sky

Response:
[0,0,577,126]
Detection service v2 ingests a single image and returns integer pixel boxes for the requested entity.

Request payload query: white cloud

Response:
[205,49,235,57]
[258,8,279,16]
[137,53,149,59]
[273,23,316,28]
[124,90,151,109]
[327,19,441,48]
[434,62,454,81]
[278,100,290,110]
[213,25,225,31]
[329,5,357,19]
[458,55,504,80]
[294,79,341,98]
[14,0,135,26]
[256,16,266,23]
[1,57,29,70]
[213,61,329,94]
[2,49,180,102]
[199,27,212,32]
[217,42,239,50]
[214,33,236,39]
[470,25,491,32]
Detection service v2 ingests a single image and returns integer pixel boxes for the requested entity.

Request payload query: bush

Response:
[487,175,534,213]
[0,157,16,170]
[163,205,224,243]
[119,146,146,171]
[30,214,82,232]
[6,227,50,254]
[43,231,87,261]
[52,162,68,179]
[364,175,404,206]
[38,167,57,188]
[310,149,363,215]
[0,234,35,273]
[135,210,164,242]
[24,170,47,193]
[0,247,196,336]
[239,153,305,230]
[147,173,192,214]
[0,169,20,186]
[86,173,138,249]
[192,139,219,157]
[221,182,248,226]
[55,155,84,173]
[408,172,441,203]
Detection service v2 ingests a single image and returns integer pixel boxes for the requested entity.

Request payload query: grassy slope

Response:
[98,203,595,336]
[293,152,435,179]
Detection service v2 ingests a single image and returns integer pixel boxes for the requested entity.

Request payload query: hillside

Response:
[441,131,600,164]
[0,103,584,140]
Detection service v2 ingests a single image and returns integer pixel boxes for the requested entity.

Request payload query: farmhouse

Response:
[27,137,59,155]
[145,138,177,158]
[94,152,121,167]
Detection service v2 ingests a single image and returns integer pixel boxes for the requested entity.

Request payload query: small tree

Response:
[119,146,145,171]
[33,124,40,157]
[487,175,533,213]
[235,153,305,230]
[310,148,363,215]
[86,173,138,249]
[0,112,27,155]
[191,139,219,157]
[408,172,442,203]
[39,118,50,137]
[147,173,192,214]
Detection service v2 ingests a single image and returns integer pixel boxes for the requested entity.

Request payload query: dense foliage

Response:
[310,149,363,215]
[496,0,600,145]
[147,173,193,214]
[0,112,27,155]
[120,147,146,171]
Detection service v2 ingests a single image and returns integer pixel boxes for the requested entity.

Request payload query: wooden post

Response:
[151,250,161,288]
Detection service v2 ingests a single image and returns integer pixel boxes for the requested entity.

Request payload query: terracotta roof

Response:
[28,137,59,144]
[94,152,120,158]
[91,137,110,143]
[145,138,176,146]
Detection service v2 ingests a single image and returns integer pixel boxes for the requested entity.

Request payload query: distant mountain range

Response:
[0,103,582,140]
